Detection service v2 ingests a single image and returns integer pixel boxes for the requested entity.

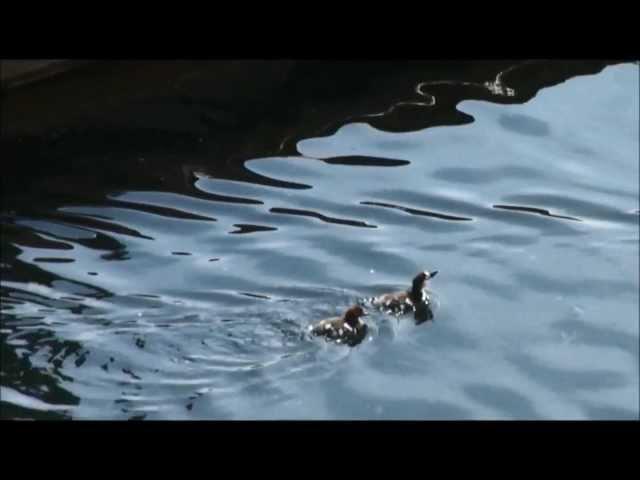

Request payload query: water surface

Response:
[1,61,638,420]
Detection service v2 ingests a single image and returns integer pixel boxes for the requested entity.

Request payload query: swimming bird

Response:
[363,270,438,324]
[309,305,369,347]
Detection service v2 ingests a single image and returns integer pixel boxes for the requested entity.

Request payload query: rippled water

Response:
[1,61,638,420]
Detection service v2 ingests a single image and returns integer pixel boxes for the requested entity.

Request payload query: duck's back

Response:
[310,317,367,346]
[310,316,343,338]
[369,291,412,313]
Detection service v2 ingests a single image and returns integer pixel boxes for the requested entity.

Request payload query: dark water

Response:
[1,61,638,420]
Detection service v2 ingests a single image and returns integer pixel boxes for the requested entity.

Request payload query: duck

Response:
[363,270,438,324]
[309,305,369,347]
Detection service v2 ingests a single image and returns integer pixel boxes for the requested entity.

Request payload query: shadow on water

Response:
[507,351,629,393]
[321,364,472,420]
[582,405,638,420]
[432,165,545,184]
[551,312,640,359]
[464,383,541,420]
[512,270,638,297]
[498,113,551,137]
[329,390,471,420]
[1,61,621,213]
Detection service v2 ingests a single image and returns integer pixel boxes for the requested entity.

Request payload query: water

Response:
[1,61,638,420]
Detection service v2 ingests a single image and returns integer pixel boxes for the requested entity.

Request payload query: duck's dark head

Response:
[412,269,438,291]
[343,305,367,328]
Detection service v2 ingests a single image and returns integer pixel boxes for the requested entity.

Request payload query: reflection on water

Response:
[1,61,638,419]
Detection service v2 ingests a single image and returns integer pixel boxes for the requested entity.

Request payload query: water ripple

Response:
[361,200,473,221]
[269,207,377,229]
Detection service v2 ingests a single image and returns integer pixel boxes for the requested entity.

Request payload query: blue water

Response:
[1,62,638,419]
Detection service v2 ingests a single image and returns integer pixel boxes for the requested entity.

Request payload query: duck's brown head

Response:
[412,269,438,291]
[343,305,367,328]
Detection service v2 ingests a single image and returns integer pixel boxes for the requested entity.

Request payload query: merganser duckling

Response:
[364,270,438,324]
[309,305,369,347]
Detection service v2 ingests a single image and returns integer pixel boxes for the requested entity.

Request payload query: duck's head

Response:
[344,305,367,328]
[412,269,438,290]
